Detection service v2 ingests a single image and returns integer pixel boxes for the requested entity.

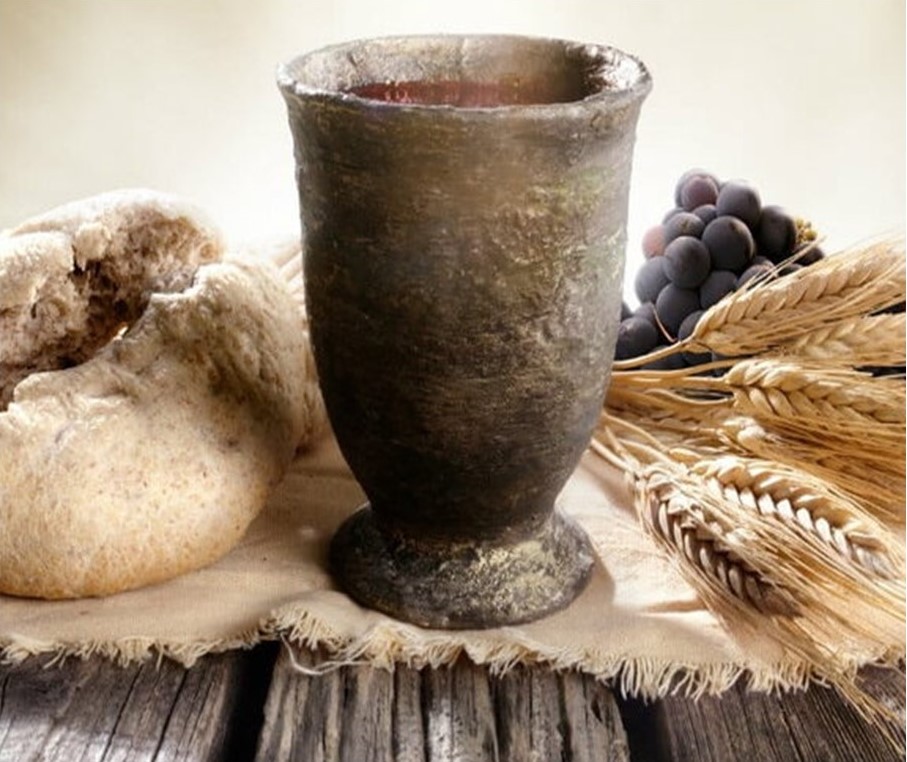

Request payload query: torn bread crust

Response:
[0,189,224,408]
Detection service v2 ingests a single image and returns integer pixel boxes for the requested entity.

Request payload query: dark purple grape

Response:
[699,269,737,309]
[677,309,702,339]
[663,212,705,244]
[655,283,700,336]
[621,301,633,320]
[615,316,660,360]
[737,262,774,288]
[634,256,670,304]
[716,181,762,231]
[678,310,710,365]
[679,175,719,211]
[642,225,666,258]
[663,236,711,289]
[702,215,755,273]
[752,255,772,267]
[674,169,719,206]
[797,244,825,265]
[692,204,717,226]
[756,205,797,263]
[778,263,804,276]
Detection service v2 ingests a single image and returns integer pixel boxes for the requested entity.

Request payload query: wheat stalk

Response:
[630,453,905,641]
[637,467,799,616]
[596,410,906,747]
[689,456,900,579]
[718,416,906,525]
[687,236,905,357]
[597,235,906,750]
[723,360,904,424]
[777,313,905,367]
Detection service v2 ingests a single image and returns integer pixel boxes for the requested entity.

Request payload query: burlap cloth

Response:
[2,429,890,698]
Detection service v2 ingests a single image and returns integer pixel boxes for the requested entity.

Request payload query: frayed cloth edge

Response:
[3,605,901,703]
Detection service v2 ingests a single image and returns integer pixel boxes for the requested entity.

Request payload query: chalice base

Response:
[329,505,595,629]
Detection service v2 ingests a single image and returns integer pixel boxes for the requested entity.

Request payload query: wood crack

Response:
[150,666,189,761]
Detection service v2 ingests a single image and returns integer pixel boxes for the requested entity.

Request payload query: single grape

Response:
[663,236,711,289]
[679,174,719,211]
[702,215,755,273]
[693,204,717,226]
[642,224,666,258]
[756,205,797,263]
[635,256,670,304]
[678,310,710,365]
[778,262,803,276]
[715,181,761,230]
[737,262,774,288]
[752,255,772,267]
[663,212,705,244]
[798,245,825,265]
[615,316,660,360]
[674,169,719,206]
[655,283,700,336]
[699,269,737,309]
[677,309,702,339]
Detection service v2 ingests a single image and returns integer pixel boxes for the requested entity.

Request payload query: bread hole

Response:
[0,220,208,411]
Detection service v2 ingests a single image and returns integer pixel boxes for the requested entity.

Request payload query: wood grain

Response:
[1,645,902,761]
[255,647,631,761]
[0,647,276,762]
[620,665,905,762]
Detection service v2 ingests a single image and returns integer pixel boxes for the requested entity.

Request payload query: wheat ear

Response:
[719,416,906,525]
[688,235,906,356]
[777,313,905,367]
[635,467,799,616]
[689,456,901,580]
[724,360,904,424]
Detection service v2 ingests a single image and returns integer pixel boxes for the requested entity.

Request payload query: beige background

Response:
[1,0,904,302]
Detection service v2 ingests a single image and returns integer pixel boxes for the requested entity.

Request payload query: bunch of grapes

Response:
[617,169,823,366]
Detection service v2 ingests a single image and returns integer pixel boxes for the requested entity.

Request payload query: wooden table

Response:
[0,643,902,761]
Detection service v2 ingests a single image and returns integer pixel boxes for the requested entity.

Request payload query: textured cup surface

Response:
[279,34,650,627]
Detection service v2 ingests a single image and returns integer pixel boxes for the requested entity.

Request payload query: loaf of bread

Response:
[0,191,324,599]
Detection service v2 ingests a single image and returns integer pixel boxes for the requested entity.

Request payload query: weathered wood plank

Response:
[560,671,632,762]
[421,660,499,760]
[626,665,906,762]
[257,647,631,762]
[0,647,275,762]
[338,665,395,761]
[391,665,426,762]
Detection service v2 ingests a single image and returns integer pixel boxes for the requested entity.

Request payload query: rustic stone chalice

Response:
[278,34,650,628]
